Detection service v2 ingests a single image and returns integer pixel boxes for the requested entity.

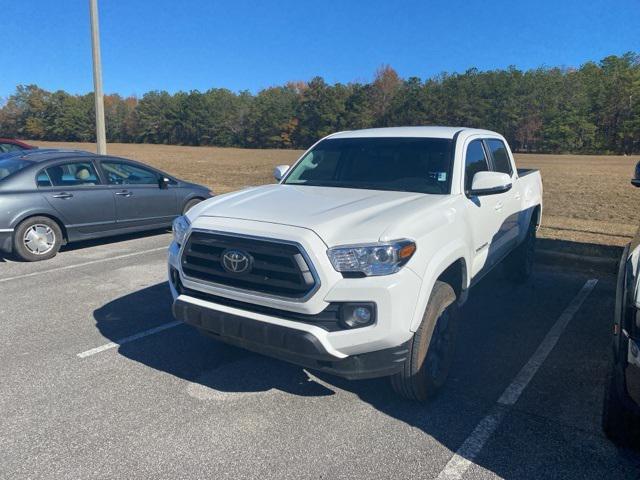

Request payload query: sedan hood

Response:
[194,184,451,246]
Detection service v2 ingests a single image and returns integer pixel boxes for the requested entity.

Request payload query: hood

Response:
[192,184,452,246]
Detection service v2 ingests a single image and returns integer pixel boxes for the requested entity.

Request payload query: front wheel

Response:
[13,216,63,262]
[391,281,459,401]
[183,198,203,215]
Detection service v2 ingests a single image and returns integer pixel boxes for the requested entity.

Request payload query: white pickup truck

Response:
[168,127,543,400]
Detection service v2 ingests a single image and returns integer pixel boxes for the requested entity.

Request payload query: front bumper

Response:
[168,220,423,376]
[172,296,410,379]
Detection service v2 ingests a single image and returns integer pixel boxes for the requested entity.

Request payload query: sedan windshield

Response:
[283,137,454,194]
[0,158,33,181]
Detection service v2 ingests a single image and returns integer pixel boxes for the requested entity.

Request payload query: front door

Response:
[98,160,178,227]
[462,139,510,277]
[38,160,116,235]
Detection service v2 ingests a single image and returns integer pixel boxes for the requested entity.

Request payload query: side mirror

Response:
[467,171,512,196]
[273,165,290,181]
[632,161,640,187]
[159,177,170,189]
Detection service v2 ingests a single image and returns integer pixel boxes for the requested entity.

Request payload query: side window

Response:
[36,171,52,187]
[40,162,100,187]
[101,161,160,185]
[486,139,513,176]
[464,140,489,191]
[0,143,24,153]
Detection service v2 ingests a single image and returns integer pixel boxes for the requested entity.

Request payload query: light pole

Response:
[89,0,106,154]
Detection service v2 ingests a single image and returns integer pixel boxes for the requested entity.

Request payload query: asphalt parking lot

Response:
[1,232,640,479]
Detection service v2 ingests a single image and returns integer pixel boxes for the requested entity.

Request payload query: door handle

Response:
[494,201,504,211]
[115,190,132,197]
[52,192,73,199]
[514,193,522,200]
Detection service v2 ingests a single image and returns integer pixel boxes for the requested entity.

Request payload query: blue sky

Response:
[2,0,638,98]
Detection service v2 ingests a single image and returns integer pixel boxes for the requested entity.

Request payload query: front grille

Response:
[181,231,318,299]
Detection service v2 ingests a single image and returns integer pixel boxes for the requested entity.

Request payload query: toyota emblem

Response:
[221,249,252,274]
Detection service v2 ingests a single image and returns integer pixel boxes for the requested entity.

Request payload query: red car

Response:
[0,138,36,153]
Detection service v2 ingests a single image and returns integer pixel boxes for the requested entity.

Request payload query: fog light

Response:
[340,303,376,329]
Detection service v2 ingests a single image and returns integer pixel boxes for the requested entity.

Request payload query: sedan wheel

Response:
[13,216,63,262]
[23,224,56,255]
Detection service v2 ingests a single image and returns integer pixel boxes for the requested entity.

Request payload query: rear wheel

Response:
[13,216,63,262]
[391,281,459,401]
[505,219,536,283]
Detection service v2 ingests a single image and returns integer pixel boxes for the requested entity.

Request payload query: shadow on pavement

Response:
[93,265,639,478]
[59,228,170,253]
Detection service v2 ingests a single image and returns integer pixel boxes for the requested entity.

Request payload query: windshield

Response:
[283,137,454,194]
[0,158,33,181]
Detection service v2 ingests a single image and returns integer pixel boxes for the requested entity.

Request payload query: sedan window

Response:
[40,162,100,187]
[101,161,160,185]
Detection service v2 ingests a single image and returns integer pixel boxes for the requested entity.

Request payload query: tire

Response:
[391,281,459,401]
[183,198,203,215]
[505,219,536,283]
[13,216,63,262]
[602,368,640,447]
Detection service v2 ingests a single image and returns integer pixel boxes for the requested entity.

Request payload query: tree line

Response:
[1,52,638,154]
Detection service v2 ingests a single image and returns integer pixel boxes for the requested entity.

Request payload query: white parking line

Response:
[0,246,167,283]
[436,278,598,480]
[77,320,183,358]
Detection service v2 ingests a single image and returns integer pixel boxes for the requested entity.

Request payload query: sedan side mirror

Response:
[273,165,290,181]
[159,177,170,190]
[632,161,640,187]
[467,171,512,196]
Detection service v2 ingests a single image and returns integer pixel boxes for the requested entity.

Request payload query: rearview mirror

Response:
[159,177,170,189]
[632,161,640,187]
[467,171,512,196]
[273,165,290,181]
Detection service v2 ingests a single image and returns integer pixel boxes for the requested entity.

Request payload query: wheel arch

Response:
[410,242,471,332]
[14,212,68,243]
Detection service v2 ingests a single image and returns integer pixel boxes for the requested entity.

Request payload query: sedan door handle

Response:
[514,193,522,200]
[115,190,132,197]
[52,192,74,199]
[494,201,504,211]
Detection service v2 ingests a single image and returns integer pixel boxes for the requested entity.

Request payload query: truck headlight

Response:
[172,215,190,246]
[327,240,416,276]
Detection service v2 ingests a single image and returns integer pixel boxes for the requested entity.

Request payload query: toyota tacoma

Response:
[168,127,543,400]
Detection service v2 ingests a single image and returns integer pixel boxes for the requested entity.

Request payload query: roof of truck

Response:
[327,126,500,140]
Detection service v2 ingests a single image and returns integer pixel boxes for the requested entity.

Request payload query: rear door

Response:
[484,138,521,251]
[98,159,178,227]
[38,159,116,234]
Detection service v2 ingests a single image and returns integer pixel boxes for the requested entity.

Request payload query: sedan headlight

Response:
[172,215,190,246]
[327,240,416,276]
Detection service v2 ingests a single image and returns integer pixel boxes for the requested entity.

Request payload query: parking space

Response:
[1,233,640,479]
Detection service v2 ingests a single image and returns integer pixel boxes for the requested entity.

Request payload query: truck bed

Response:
[518,168,539,177]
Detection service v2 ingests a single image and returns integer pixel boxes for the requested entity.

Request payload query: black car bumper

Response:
[0,231,13,254]
[172,297,410,380]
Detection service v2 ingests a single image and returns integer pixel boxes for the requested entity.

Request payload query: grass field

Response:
[33,141,640,246]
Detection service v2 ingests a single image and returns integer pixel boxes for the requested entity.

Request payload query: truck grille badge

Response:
[221,249,253,274]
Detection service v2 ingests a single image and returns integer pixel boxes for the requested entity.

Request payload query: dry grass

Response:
[33,141,640,246]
